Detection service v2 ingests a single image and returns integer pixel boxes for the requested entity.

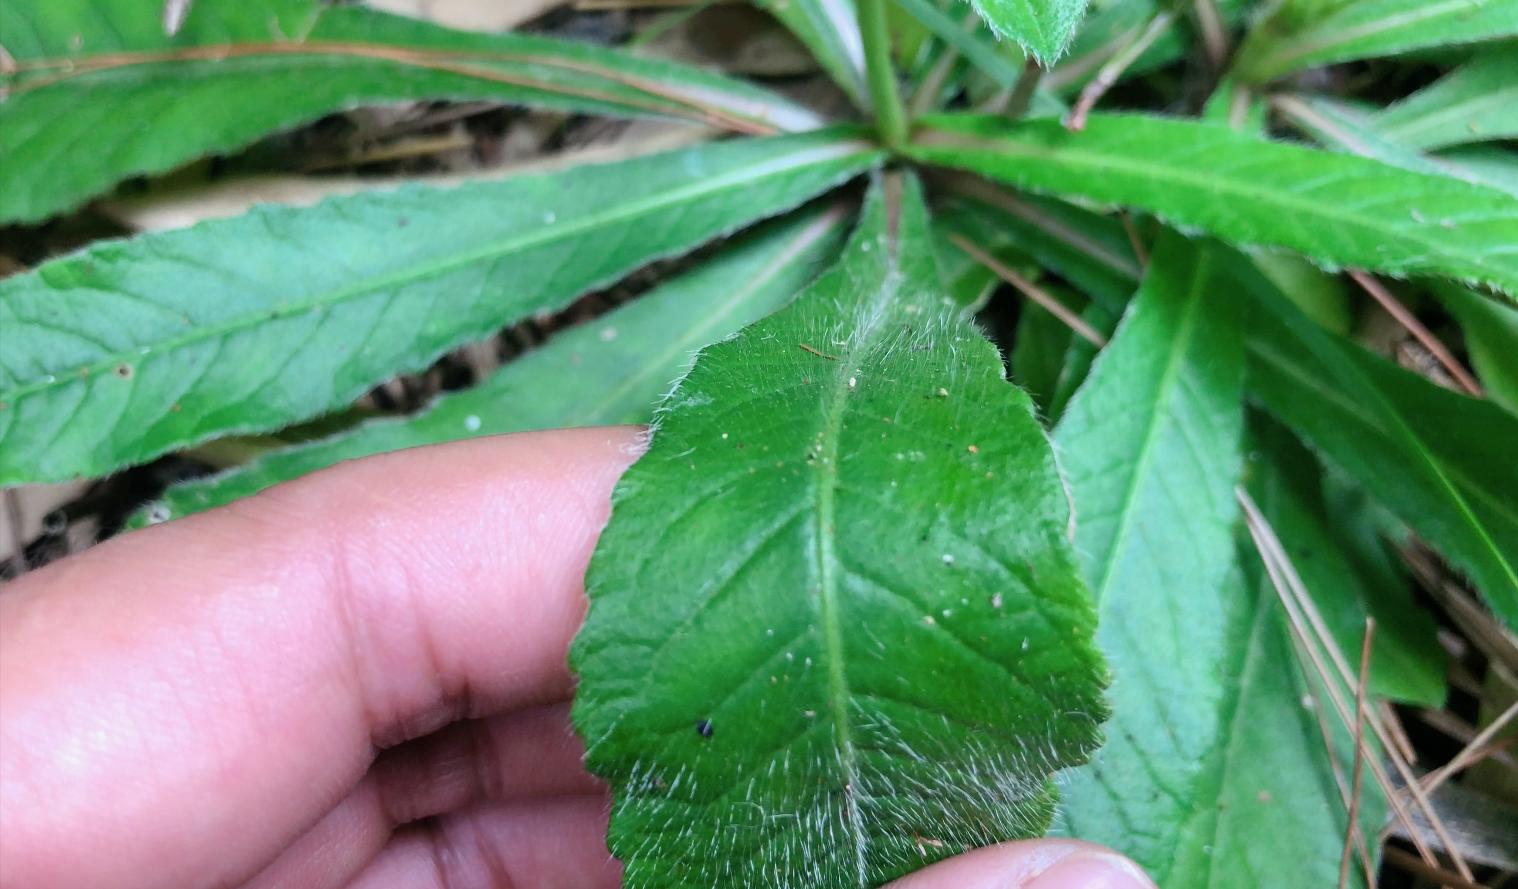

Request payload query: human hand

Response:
[0,428,1154,889]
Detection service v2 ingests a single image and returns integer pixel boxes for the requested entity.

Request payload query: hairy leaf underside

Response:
[571,176,1108,888]
[968,0,1090,65]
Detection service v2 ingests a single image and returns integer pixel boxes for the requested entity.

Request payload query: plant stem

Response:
[1067,10,1174,131]
[856,0,908,147]
[1003,58,1045,119]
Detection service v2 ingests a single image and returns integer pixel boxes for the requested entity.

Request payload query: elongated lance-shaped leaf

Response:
[0,0,825,223]
[1150,550,1387,888]
[1243,269,1518,633]
[1052,232,1246,880]
[1235,0,1518,83]
[1438,144,1518,200]
[967,0,1089,64]
[133,207,851,524]
[753,0,870,109]
[572,175,1108,888]
[907,113,1518,298]
[1370,50,1518,151]
[1272,93,1518,199]
[0,130,882,485]
[1252,419,1445,706]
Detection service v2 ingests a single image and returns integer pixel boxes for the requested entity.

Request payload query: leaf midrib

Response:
[0,139,871,401]
[1185,579,1272,889]
[809,198,906,887]
[1076,249,1212,603]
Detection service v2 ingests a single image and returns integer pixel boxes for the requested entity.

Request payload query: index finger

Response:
[0,427,642,889]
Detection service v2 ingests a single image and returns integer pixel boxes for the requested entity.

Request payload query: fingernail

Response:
[1024,850,1156,889]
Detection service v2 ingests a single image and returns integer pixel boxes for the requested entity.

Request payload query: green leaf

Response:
[1157,551,1385,888]
[1012,294,1078,418]
[1272,93,1518,198]
[1433,281,1518,415]
[931,202,1009,312]
[571,175,1108,888]
[1046,0,1249,96]
[930,200,1041,312]
[1250,418,1446,706]
[1251,252,1354,336]
[134,206,850,524]
[0,130,882,485]
[0,0,824,223]
[942,183,1140,311]
[1371,49,1518,150]
[1235,0,1518,83]
[1272,94,1455,174]
[1244,271,1518,633]
[908,113,1518,297]
[968,0,1090,64]
[1052,232,1247,880]
[892,0,1026,87]
[753,0,870,108]
[1436,144,1518,199]
[1046,300,1122,423]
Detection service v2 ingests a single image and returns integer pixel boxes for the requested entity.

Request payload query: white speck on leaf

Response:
[463,415,482,432]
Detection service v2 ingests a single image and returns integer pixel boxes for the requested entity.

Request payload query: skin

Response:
[0,427,1153,889]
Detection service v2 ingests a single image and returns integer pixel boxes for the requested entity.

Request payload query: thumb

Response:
[885,840,1156,889]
